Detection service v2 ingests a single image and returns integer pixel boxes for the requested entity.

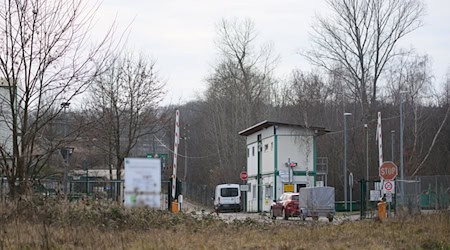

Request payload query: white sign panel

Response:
[385,192,393,202]
[382,180,395,194]
[240,184,249,192]
[374,181,382,191]
[279,170,289,183]
[124,158,161,208]
[370,190,381,201]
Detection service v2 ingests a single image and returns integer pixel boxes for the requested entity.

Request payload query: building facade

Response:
[239,121,328,212]
[0,79,13,155]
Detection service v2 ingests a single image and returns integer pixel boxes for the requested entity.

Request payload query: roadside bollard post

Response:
[377,198,387,222]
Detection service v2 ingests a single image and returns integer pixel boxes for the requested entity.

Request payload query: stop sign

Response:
[379,161,398,180]
[240,171,248,181]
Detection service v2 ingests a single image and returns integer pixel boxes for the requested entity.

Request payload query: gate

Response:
[359,179,393,219]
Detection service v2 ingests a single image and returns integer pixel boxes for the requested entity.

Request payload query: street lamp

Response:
[182,136,188,182]
[364,123,369,216]
[349,172,353,212]
[343,112,352,211]
[182,124,189,182]
[391,130,395,163]
[61,102,70,198]
[399,91,408,206]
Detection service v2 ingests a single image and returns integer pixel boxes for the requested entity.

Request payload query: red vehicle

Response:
[270,192,300,220]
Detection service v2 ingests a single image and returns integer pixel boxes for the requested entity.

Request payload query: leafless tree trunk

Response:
[0,0,117,198]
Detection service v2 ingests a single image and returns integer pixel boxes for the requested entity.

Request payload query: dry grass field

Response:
[0,199,449,250]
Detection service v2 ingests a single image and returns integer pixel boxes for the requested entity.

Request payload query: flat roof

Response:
[238,120,330,136]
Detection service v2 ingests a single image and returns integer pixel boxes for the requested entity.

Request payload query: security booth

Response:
[238,120,329,213]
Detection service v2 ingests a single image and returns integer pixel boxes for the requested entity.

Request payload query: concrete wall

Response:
[261,136,274,174]
[247,141,258,177]
[277,135,314,173]
[246,174,275,212]
[245,126,276,177]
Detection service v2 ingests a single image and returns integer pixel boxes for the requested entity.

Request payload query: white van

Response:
[214,184,241,212]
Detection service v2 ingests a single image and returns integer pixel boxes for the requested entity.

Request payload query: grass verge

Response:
[0,199,449,249]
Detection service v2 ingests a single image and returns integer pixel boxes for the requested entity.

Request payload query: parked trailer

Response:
[299,186,335,222]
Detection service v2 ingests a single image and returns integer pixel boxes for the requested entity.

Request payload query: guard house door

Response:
[296,184,306,192]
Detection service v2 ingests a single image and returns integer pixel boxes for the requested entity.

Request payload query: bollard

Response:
[377,199,387,222]
[171,200,179,213]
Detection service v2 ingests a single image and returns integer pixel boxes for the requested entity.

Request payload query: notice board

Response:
[124,158,161,208]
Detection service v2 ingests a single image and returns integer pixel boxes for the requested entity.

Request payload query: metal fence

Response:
[393,175,449,214]
[0,177,176,211]
[396,179,421,214]
[411,175,450,210]
[182,182,214,210]
[68,179,123,201]
[3,175,448,213]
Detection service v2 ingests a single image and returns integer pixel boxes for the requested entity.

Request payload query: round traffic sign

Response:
[240,171,248,181]
[384,181,393,191]
[379,161,398,180]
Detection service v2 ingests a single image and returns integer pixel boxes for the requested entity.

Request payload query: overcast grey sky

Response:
[96,0,450,105]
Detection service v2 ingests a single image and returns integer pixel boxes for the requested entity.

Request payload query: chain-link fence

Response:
[396,175,449,213]
[396,179,421,214]
[415,175,450,210]
[182,182,214,210]
[68,179,123,201]
[0,177,170,210]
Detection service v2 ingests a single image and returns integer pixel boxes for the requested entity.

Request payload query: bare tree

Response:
[384,54,433,169]
[305,0,424,121]
[0,0,117,198]
[410,70,450,176]
[285,70,333,127]
[85,53,165,198]
[204,18,277,183]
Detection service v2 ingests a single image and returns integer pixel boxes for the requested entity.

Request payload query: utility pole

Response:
[364,123,369,217]
[61,102,70,199]
[183,124,189,182]
[343,112,352,211]
[391,130,395,163]
[399,91,408,207]
[183,138,188,181]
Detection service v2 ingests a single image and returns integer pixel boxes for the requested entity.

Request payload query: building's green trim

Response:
[274,133,278,198]
[313,136,317,187]
[292,171,317,176]
[273,170,317,176]
[245,134,276,146]
[248,172,275,178]
[257,134,261,212]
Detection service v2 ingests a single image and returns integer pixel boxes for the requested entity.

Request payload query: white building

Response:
[0,79,14,157]
[238,121,329,213]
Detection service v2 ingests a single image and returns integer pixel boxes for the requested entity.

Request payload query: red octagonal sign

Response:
[379,161,398,180]
[240,171,248,181]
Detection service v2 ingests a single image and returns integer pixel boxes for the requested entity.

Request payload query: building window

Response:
[252,184,257,199]
[252,146,255,156]
[264,144,268,152]
[271,142,273,151]
[247,148,249,158]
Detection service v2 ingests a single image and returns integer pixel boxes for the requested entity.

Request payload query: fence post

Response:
[360,179,365,219]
